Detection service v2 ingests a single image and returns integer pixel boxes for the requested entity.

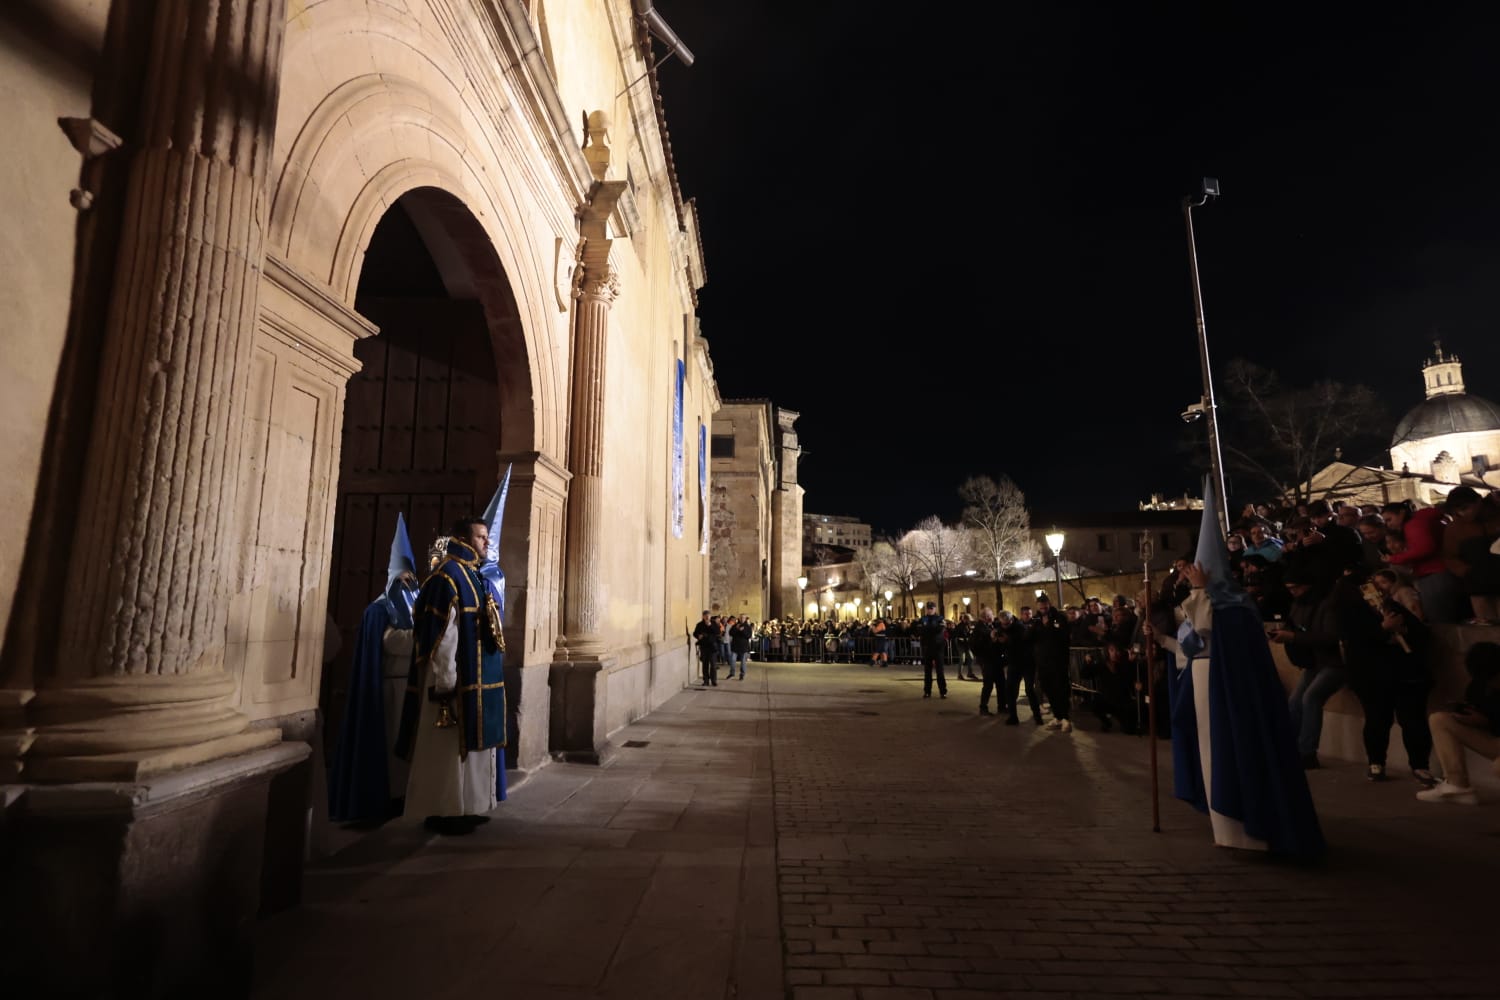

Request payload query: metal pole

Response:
[1053,555,1064,606]
[1143,545,1160,833]
[1183,197,1231,538]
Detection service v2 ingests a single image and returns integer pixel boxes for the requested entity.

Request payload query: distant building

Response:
[1138,492,1204,512]
[803,512,872,550]
[1390,342,1500,486]
[1297,343,1497,507]
[710,400,803,620]
[1029,510,1202,576]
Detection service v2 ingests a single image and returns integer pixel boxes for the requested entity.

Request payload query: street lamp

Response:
[853,596,862,619]
[796,576,808,621]
[961,596,971,614]
[884,589,893,619]
[1183,176,1231,538]
[1045,528,1065,605]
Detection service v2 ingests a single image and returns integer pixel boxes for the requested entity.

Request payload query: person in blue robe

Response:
[328,513,419,824]
[394,518,506,834]
[479,465,512,802]
[1155,476,1325,860]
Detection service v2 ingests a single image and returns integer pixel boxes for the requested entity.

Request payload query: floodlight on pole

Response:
[1183,176,1231,538]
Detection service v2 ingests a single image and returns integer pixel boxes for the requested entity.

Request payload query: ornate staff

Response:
[1141,534,1161,833]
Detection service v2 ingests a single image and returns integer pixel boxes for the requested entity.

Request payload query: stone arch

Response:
[267,69,564,459]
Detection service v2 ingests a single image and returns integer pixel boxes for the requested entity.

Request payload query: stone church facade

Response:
[0,1,714,992]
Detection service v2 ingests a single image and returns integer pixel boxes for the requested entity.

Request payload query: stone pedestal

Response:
[0,744,308,999]
[548,658,615,765]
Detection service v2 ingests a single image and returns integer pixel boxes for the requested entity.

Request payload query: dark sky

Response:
[650,3,1500,534]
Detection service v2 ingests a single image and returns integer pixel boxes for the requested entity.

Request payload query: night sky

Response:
[650,3,1500,534]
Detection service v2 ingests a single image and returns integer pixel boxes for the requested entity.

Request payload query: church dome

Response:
[1392,341,1500,446]
[1393,393,1500,445]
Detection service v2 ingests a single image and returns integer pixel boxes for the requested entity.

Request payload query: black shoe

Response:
[979,707,993,716]
[1301,753,1320,770]
[1100,717,1113,733]
[939,691,948,699]
[1004,716,1020,726]
[1367,763,1387,782]
[923,692,931,699]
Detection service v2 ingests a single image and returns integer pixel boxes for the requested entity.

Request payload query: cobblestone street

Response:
[255,660,1500,999]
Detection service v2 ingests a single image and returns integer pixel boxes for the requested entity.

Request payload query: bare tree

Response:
[869,536,922,618]
[959,475,1043,611]
[906,515,973,616]
[1219,359,1390,505]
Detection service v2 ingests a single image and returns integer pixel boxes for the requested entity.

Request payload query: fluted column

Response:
[19,0,288,781]
[557,181,627,658]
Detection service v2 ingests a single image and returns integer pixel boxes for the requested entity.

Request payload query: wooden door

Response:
[324,298,498,739]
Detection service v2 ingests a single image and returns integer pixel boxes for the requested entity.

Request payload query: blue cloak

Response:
[1170,605,1325,860]
[328,597,394,823]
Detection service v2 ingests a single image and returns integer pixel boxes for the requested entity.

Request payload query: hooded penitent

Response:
[1168,475,1325,859]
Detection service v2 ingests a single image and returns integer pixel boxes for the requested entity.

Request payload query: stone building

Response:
[804,511,873,550]
[1389,342,1500,486]
[709,400,802,621]
[0,1,714,992]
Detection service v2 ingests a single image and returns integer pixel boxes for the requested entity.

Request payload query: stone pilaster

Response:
[11,0,288,781]
[551,178,626,762]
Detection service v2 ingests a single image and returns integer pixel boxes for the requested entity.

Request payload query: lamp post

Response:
[884,589,893,619]
[961,595,971,615]
[1183,176,1231,538]
[853,596,861,620]
[1045,529,1065,605]
[796,576,807,622]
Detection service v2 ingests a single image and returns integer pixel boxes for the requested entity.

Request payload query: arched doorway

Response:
[322,188,519,780]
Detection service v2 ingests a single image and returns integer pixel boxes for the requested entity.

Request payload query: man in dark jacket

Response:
[1005,609,1043,726]
[1032,593,1072,732]
[728,615,754,680]
[1271,570,1345,768]
[970,608,1007,716]
[914,602,949,699]
[692,611,720,687]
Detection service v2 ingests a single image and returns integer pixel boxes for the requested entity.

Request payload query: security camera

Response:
[1181,401,1206,423]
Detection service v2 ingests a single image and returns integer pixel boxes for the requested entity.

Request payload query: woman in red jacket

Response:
[1382,501,1461,624]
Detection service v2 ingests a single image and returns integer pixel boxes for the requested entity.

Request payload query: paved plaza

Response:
[254,660,1500,999]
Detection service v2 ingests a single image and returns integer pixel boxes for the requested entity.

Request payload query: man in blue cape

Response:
[394,516,506,834]
[1159,476,1325,860]
[328,513,419,823]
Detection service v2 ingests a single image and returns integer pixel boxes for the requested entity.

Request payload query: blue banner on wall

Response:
[671,360,684,539]
[698,420,709,554]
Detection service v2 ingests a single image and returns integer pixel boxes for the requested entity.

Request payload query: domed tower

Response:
[1390,341,1500,483]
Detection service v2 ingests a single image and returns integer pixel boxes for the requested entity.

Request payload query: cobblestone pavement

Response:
[254,660,1500,999]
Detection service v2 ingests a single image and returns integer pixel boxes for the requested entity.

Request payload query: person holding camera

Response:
[970,608,1007,716]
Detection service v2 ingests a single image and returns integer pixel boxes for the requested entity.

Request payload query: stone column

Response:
[17,0,289,782]
[551,178,625,762]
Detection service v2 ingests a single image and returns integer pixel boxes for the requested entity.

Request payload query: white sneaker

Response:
[1060,719,1073,734]
[1415,781,1478,805]
[1045,719,1063,730]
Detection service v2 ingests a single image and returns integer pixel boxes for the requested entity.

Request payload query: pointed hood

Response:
[387,512,417,590]
[1194,474,1256,612]
[384,512,419,630]
[479,464,513,617]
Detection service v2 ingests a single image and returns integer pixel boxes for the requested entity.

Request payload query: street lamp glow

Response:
[961,596,971,609]
[963,569,977,577]
[807,601,819,617]
[1013,559,1032,570]
[884,589,893,601]
[796,576,808,591]
[1044,530,1065,556]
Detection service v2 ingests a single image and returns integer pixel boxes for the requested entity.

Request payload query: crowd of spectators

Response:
[691,488,1500,798]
